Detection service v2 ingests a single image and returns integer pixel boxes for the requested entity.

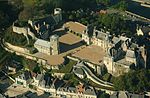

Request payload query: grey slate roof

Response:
[127,93,145,98]
[84,87,96,96]
[141,26,150,34]
[110,92,145,98]
[51,78,65,89]
[19,71,32,80]
[39,74,53,88]
[33,16,56,28]
[35,74,43,81]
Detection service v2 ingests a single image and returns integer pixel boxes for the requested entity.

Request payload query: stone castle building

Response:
[34,34,59,55]
[66,22,148,76]
[12,8,62,56]
[28,8,62,40]
[82,25,148,75]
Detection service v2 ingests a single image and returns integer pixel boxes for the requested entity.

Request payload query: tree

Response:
[98,92,110,98]
[114,69,150,93]
[0,11,9,29]
[96,0,111,6]
[19,8,33,21]
[112,0,128,11]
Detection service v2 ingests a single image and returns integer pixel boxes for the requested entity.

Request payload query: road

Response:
[74,63,113,88]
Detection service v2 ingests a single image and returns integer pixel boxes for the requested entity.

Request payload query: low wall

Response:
[3,41,47,66]
[12,25,36,39]
[5,42,29,53]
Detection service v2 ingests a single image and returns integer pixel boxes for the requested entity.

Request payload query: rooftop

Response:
[84,87,96,96]
[33,16,56,27]
[141,26,150,34]
[18,71,32,80]
[34,39,50,48]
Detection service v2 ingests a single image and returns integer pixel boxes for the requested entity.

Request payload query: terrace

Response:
[72,45,106,65]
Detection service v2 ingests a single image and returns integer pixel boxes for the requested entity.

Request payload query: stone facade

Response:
[66,22,146,76]
[28,8,62,40]
[34,34,59,55]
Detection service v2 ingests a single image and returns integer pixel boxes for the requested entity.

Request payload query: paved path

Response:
[74,64,113,88]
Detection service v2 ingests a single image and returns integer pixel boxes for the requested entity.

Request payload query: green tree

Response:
[114,69,150,93]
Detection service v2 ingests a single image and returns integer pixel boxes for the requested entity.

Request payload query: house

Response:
[6,60,23,73]
[38,74,56,93]
[34,34,59,55]
[32,73,44,87]
[15,71,33,87]
[57,84,97,98]
[110,91,145,98]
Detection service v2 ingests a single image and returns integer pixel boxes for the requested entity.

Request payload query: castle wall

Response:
[13,25,36,39]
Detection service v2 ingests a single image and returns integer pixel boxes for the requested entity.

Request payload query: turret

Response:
[54,8,62,23]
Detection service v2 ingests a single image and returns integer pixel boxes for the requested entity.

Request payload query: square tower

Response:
[50,34,59,55]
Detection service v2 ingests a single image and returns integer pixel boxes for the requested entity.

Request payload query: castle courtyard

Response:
[72,45,106,65]
[54,28,85,54]
[59,33,82,45]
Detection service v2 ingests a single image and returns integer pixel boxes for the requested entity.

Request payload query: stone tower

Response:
[50,34,59,55]
[54,8,62,23]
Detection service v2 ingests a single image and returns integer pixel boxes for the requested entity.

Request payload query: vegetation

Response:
[33,65,41,74]
[22,58,38,71]
[60,59,77,73]
[63,73,79,86]
[102,73,112,82]
[4,26,35,47]
[51,59,77,73]
[4,27,27,46]
[0,0,23,29]
[114,69,150,93]
[112,0,128,11]
[7,53,38,71]
[14,20,28,27]
[97,91,110,98]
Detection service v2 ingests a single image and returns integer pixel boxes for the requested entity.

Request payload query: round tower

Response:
[54,8,62,23]
[50,34,59,55]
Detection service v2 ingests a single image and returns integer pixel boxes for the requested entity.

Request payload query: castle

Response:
[12,8,62,56]
[66,22,148,76]
[34,34,59,55]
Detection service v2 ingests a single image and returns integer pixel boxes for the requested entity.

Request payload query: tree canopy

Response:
[114,69,150,93]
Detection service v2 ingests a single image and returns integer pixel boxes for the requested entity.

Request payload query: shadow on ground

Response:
[59,41,84,53]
